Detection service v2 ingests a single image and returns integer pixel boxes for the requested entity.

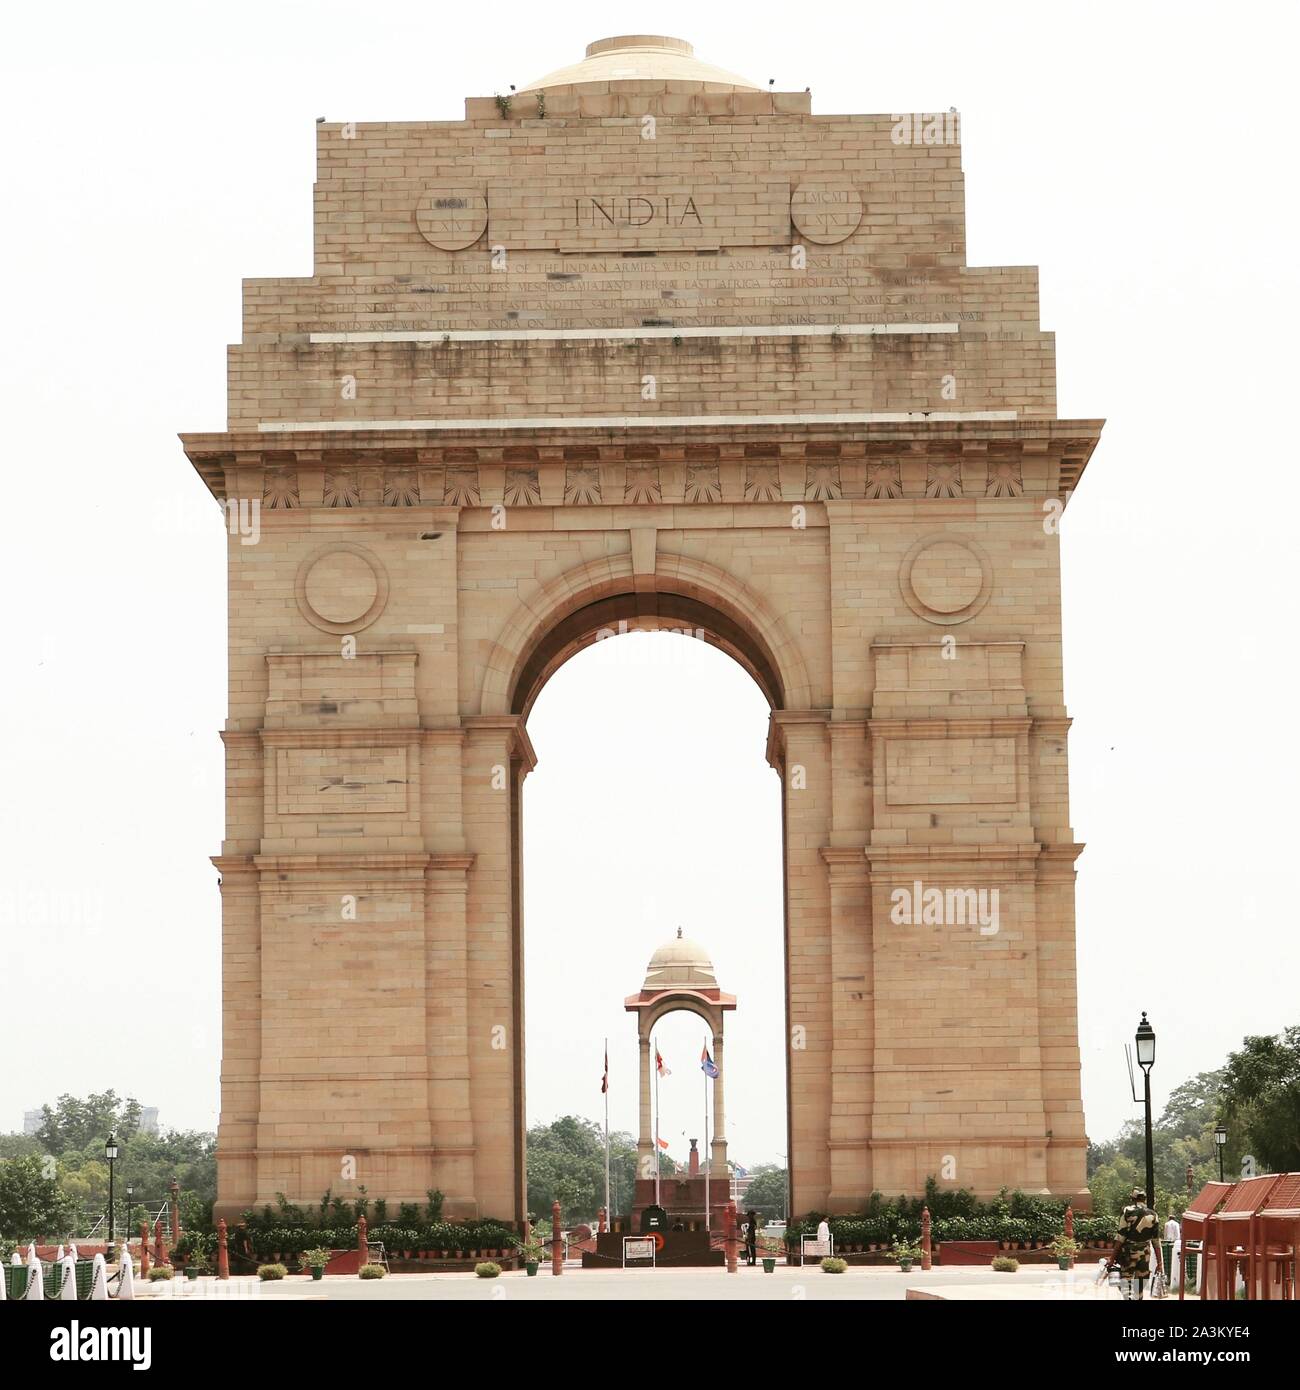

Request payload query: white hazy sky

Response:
[2,1,1297,1174]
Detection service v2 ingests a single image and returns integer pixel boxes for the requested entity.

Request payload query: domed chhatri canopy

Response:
[642,929,719,992]
[625,930,734,1194]
[521,35,761,93]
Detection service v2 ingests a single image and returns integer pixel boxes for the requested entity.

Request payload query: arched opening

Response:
[638,1004,728,1227]
[518,621,787,1231]
[510,588,787,720]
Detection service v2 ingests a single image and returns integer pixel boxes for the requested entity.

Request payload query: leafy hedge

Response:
[784,1183,1119,1248]
[243,1220,517,1260]
[233,1190,515,1260]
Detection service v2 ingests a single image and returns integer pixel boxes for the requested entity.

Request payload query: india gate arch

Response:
[495,553,801,1224]
[189,33,1100,1227]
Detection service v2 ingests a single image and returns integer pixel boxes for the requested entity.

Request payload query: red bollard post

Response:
[138,1222,150,1279]
[921,1206,932,1271]
[1064,1205,1075,1269]
[724,1201,738,1273]
[217,1218,230,1280]
[551,1201,563,1276]
[154,1218,167,1266]
[357,1214,369,1269]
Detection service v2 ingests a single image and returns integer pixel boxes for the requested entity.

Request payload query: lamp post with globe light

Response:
[1134,1014,1156,1208]
[104,1132,120,1260]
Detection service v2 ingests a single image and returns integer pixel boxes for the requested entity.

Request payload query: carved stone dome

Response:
[642,930,719,991]
[522,35,761,92]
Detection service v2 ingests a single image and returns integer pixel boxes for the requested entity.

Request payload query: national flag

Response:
[700,1044,719,1078]
[656,1048,671,1078]
[657,1136,670,1150]
[733,1163,748,1178]
[601,1044,608,1094]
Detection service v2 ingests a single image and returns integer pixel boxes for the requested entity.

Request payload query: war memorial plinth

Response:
[185,33,1100,1227]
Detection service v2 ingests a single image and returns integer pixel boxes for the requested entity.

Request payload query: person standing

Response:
[1108,1188,1160,1300]
[1163,1210,1181,1286]
[743,1210,758,1266]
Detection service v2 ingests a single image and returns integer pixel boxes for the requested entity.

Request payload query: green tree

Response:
[0,1154,80,1244]
[35,1091,142,1154]
[1221,1026,1300,1172]
[526,1115,678,1223]
[1159,1068,1225,1138]
[0,1134,42,1162]
[740,1164,788,1221]
[526,1116,608,1222]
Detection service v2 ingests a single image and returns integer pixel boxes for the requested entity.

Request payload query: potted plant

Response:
[300,1246,332,1281]
[1048,1235,1080,1271]
[758,1235,780,1273]
[514,1235,545,1277]
[892,1239,921,1273]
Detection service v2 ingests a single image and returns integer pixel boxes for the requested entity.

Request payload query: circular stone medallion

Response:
[790,183,863,244]
[900,535,992,625]
[296,546,388,633]
[416,186,488,251]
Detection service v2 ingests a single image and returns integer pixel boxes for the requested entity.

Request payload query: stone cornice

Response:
[181,419,1102,505]
[260,727,419,748]
[462,714,538,772]
[865,843,1042,870]
[867,716,1033,738]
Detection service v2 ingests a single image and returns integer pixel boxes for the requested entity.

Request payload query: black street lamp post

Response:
[1135,1013,1156,1208]
[105,1132,119,1257]
[1214,1121,1227,1183]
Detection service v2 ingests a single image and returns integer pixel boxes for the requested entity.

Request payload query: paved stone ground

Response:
[137,1265,1197,1303]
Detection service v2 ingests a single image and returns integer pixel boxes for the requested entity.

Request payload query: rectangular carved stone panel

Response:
[885,736,1016,805]
[275,747,409,816]
[487,179,791,251]
[871,641,1028,718]
[265,651,418,729]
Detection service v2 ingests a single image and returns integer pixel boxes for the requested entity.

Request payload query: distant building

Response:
[23,1109,43,1136]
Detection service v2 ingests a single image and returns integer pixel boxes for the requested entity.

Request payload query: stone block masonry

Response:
[185,35,1100,1224]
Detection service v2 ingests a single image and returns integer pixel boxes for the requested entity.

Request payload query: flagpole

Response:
[603,1037,611,1224]
[703,1037,710,1232]
[653,1034,661,1206]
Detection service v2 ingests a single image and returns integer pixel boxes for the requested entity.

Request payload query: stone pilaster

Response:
[462,714,535,1224]
[770,709,833,1215]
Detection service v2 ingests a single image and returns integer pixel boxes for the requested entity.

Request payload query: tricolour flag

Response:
[656,1048,671,1078]
[657,1136,670,1150]
[700,1044,720,1078]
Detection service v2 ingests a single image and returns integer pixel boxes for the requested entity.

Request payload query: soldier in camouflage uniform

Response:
[1109,1188,1160,1300]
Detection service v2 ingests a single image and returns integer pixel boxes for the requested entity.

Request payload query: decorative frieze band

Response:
[184,432,1095,509]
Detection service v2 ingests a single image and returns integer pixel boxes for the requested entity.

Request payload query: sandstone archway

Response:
[190,31,1098,1228]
